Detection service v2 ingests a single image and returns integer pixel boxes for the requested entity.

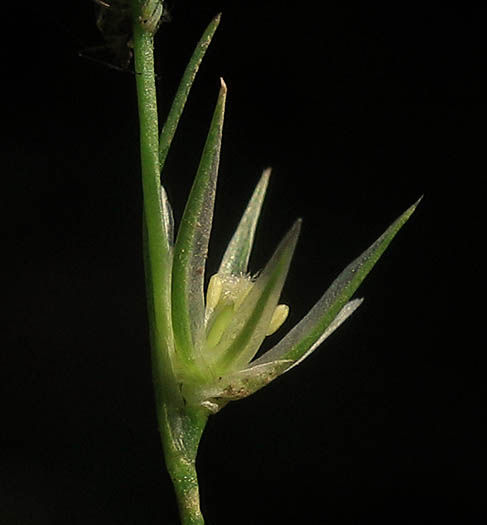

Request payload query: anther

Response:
[206,274,222,310]
[266,304,289,336]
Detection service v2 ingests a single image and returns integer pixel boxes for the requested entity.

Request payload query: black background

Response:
[2,2,483,524]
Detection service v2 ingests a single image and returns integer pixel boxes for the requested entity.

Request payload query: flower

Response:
[152,80,420,415]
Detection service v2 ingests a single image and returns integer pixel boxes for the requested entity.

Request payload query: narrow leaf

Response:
[172,79,227,367]
[208,220,301,373]
[159,14,221,173]
[218,168,271,275]
[252,198,421,368]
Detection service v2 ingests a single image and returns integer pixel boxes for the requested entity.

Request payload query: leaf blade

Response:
[159,14,221,174]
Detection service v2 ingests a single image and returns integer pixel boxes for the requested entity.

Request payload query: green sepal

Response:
[172,80,227,369]
[207,220,301,373]
[218,168,271,275]
[252,198,421,369]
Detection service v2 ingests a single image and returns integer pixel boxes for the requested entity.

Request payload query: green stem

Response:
[132,12,169,340]
[131,3,208,523]
[160,405,208,525]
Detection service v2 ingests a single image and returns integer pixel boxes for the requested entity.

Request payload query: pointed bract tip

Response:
[219,77,227,92]
[413,194,424,208]
[262,166,272,178]
[285,218,302,245]
[402,195,423,221]
[214,12,222,24]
